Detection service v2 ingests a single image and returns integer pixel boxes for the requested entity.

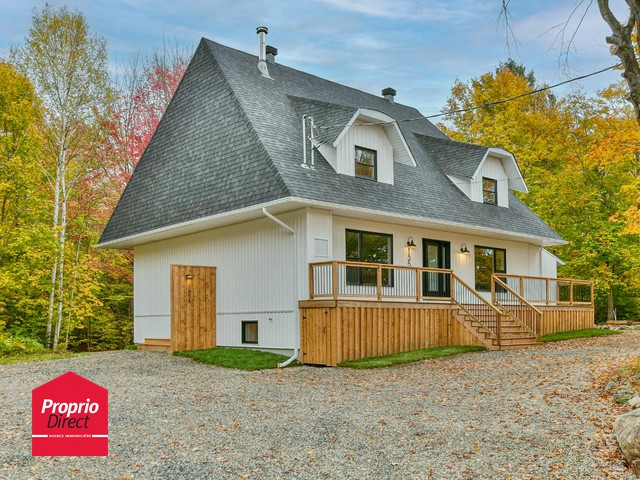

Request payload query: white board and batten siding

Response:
[134,210,307,352]
[330,215,553,300]
[318,122,394,184]
[471,155,509,207]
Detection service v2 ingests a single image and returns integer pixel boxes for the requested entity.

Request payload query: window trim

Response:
[482,177,497,205]
[345,229,393,286]
[241,321,258,344]
[354,146,377,180]
[474,245,506,292]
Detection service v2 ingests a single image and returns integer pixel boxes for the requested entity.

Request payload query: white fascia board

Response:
[97,196,566,250]
[474,148,528,193]
[95,197,303,249]
[332,108,416,166]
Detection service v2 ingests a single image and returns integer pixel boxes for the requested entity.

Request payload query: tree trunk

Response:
[53,168,67,349]
[607,280,616,321]
[46,159,62,348]
[64,233,83,349]
[597,0,640,124]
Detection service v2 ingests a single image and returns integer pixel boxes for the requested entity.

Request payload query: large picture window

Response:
[345,229,392,286]
[474,246,506,291]
[355,146,377,180]
[482,177,497,204]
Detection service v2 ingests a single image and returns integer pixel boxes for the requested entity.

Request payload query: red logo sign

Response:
[32,371,108,456]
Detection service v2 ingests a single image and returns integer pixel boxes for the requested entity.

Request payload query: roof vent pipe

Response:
[382,87,396,103]
[266,45,278,63]
[256,26,271,78]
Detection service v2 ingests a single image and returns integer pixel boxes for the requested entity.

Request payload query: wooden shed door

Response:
[170,265,216,352]
[301,308,328,365]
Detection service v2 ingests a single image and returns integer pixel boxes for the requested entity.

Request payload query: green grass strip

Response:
[174,347,298,371]
[0,352,87,365]
[337,345,486,369]
[541,328,621,343]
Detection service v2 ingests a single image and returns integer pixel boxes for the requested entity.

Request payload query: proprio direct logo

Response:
[32,371,108,456]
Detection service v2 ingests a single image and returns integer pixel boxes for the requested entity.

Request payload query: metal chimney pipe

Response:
[256,26,271,78]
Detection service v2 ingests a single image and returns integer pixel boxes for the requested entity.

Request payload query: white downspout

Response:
[262,207,300,367]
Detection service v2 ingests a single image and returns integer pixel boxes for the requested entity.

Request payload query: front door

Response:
[422,239,451,298]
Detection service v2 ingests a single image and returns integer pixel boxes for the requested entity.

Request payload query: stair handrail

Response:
[452,274,503,347]
[492,275,542,339]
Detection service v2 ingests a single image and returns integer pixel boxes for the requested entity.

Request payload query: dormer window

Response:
[355,146,377,180]
[482,177,497,204]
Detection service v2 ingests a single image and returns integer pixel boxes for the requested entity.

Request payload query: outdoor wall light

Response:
[185,274,194,279]
[460,244,470,255]
[406,236,416,266]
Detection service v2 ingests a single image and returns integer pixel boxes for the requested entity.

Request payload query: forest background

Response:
[0,5,638,353]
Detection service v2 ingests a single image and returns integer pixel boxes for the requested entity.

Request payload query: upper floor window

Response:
[355,146,377,180]
[482,177,497,204]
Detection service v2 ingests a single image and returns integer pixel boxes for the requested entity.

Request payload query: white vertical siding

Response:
[472,155,509,207]
[335,123,394,184]
[541,248,560,279]
[331,215,546,298]
[133,210,306,349]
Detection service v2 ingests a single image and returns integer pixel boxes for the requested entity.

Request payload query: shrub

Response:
[0,330,46,356]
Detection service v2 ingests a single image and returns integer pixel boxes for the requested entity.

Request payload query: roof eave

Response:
[96,196,566,249]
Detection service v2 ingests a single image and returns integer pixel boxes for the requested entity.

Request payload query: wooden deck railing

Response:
[492,275,542,340]
[309,261,453,302]
[494,274,594,306]
[452,274,503,343]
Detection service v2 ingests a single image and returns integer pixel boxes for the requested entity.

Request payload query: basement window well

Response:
[242,321,258,344]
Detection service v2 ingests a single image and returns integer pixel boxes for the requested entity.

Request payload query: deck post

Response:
[415,268,421,303]
[376,265,382,301]
[449,271,454,302]
[491,275,496,305]
[332,261,338,300]
[546,279,550,305]
[569,280,574,306]
[590,282,595,307]
[309,264,314,300]
[497,314,502,350]
[520,276,525,297]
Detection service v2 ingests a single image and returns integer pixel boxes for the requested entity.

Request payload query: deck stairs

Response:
[451,304,541,351]
[138,338,171,352]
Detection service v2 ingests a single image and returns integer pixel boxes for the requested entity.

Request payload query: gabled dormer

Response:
[418,135,527,208]
[318,109,415,185]
[289,96,415,185]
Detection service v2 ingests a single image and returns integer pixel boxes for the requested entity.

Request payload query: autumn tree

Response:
[106,40,190,191]
[442,63,640,321]
[0,62,51,338]
[11,5,110,348]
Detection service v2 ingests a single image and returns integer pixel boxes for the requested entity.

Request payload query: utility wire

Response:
[315,63,622,130]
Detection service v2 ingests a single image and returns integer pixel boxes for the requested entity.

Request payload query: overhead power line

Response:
[315,63,622,130]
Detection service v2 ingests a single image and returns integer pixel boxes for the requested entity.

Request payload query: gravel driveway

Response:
[1,332,639,480]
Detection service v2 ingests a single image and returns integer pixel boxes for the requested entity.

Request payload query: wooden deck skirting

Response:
[300,300,483,366]
[299,300,594,366]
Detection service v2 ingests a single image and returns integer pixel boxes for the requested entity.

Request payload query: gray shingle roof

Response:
[99,37,562,245]
[416,134,488,178]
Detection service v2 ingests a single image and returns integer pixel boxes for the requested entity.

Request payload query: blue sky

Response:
[0,0,625,116]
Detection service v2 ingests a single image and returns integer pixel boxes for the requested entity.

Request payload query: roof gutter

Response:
[97,196,565,250]
[261,207,299,367]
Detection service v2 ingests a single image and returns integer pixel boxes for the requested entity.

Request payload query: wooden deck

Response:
[302,262,595,366]
[299,300,594,366]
